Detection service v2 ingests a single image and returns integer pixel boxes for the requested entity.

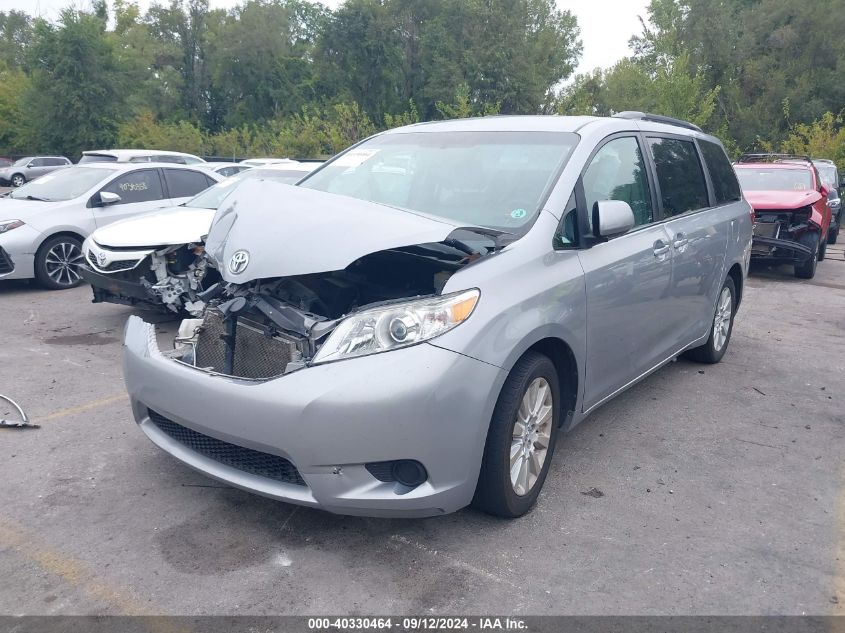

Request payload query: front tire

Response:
[473,352,560,518]
[10,173,25,188]
[34,235,85,290]
[794,231,820,279]
[828,225,839,244]
[685,276,736,364]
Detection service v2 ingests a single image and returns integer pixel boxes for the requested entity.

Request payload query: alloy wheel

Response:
[44,241,83,287]
[11,175,24,187]
[712,286,732,351]
[510,377,554,496]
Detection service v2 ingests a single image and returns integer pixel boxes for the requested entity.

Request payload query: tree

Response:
[24,9,124,156]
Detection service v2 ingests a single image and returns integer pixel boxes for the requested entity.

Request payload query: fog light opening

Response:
[391,460,427,488]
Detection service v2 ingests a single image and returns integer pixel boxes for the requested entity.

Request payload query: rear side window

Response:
[582,136,654,228]
[699,140,741,204]
[163,169,214,198]
[100,169,165,204]
[647,137,709,216]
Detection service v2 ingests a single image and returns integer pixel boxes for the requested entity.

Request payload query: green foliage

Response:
[116,110,204,154]
[5,0,845,165]
[436,84,500,119]
[779,112,845,171]
[23,9,124,157]
[0,64,30,153]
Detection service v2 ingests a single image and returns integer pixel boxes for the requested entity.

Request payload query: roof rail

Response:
[612,111,703,133]
[737,153,813,165]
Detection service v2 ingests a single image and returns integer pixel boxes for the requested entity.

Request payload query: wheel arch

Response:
[496,331,581,431]
[726,262,743,308]
[35,230,86,257]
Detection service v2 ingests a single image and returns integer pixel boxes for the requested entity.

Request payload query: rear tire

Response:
[794,231,820,279]
[34,235,85,290]
[473,352,560,518]
[685,276,736,364]
[819,236,827,261]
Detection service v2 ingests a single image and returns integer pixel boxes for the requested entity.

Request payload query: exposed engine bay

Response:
[751,207,816,259]
[168,237,492,380]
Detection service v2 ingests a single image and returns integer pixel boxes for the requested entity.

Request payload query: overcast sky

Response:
[4,0,650,75]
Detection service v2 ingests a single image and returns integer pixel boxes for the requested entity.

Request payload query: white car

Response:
[0,163,222,289]
[197,162,252,178]
[79,149,206,165]
[239,157,302,167]
[81,163,322,315]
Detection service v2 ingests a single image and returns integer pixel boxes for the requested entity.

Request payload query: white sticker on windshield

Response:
[332,148,380,168]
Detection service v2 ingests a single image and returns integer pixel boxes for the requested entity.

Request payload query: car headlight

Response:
[0,220,24,234]
[312,289,480,364]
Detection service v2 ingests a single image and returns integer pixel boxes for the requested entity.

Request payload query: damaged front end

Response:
[168,239,487,380]
[751,206,817,261]
[82,241,219,317]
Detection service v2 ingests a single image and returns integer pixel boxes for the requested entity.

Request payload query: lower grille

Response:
[0,247,13,275]
[148,409,306,486]
[194,309,302,380]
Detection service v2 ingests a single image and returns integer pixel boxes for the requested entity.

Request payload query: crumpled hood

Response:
[743,189,822,210]
[92,206,216,248]
[205,180,464,283]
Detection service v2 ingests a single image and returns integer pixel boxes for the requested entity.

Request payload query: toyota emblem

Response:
[229,250,250,274]
[97,252,107,267]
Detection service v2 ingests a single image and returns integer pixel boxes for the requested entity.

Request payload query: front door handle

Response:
[673,232,688,249]
[653,240,670,258]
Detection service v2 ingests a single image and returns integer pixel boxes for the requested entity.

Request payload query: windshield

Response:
[300,131,579,231]
[184,168,308,209]
[9,167,115,201]
[736,168,814,192]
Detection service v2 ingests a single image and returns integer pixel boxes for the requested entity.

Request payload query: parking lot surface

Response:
[1,250,844,615]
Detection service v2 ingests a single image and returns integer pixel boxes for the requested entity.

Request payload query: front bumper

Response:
[123,316,505,517]
[79,264,162,309]
[750,235,813,261]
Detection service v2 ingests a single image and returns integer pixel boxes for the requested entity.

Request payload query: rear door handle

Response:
[673,232,688,249]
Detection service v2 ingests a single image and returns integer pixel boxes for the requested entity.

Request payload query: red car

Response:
[734,154,832,279]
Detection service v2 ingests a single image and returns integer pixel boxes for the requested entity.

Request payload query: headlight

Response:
[312,289,480,364]
[0,220,24,234]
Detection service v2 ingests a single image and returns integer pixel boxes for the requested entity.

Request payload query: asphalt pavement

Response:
[0,250,844,615]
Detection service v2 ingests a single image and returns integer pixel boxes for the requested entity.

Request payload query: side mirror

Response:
[594,200,635,239]
[98,191,121,206]
[26,162,35,168]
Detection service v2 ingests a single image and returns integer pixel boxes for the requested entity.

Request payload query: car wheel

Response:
[828,227,839,245]
[685,276,736,364]
[795,231,820,279]
[34,235,85,290]
[10,173,25,188]
[473,351,560,518]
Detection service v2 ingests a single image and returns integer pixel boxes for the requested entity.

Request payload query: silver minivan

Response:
[123,113,753,518]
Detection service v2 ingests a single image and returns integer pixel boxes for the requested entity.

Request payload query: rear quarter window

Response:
[699,140,741,204]
[647,137,710,216]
